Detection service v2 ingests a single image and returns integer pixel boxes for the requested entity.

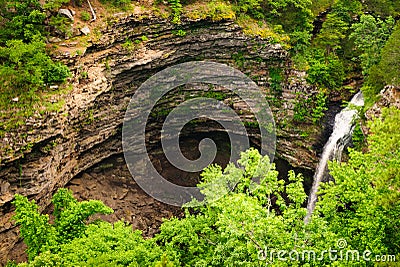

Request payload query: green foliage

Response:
[12,195,57,260]
[315,107,400,255]
[173,29,186,37]
[121,36,149,51]
[350,122,365,150]
[362,0,400,17]
[350,14,395,76]
[13,189,113,261]
[232,51,245,68]
[293,92,309,122]
[13,115,400,266]
[168,0,182,24]
[157,148,308,266]
[0,0,71,134]
[306,48,345,90]
[268,67,283,94]
[310,0,334,15]
[80,11,91,21]
[0,0,46,43]
[49,15,73,37]
[202,90,226,101]
[113,0,131,7]
[206,1,236,21]
[293,90,327,124]
[314,13,348,55]
[330,0,362,24]
[311,91,327,123]
[17,221,178,267]
[99,0,131,7]
[121,38,134,51]
[52,188,114,243]
[0,37,70,132]
[43,0,70,11]
[0,39,70,93]
[362,22,400,103]
[231,0,264,19]
[372,23,400,87]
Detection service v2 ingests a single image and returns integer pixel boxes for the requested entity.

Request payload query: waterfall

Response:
[304,91,364,223]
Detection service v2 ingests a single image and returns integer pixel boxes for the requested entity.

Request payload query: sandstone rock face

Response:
[0,17,322,263]
[365,85,400,120]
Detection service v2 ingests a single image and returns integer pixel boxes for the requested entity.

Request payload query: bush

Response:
[0,39,70,124]
[43,0,71,11]
[49,15,73,37]
[0,40,70,88]
[0,0,46,43]
[80,11,91,21]
[11,125,400,266]
[44,62,71,84]
[12,189,113,260]
[168,0,182,24]
[374,23,400,87]
[306,49,345,90]
[363,23,400,103]
[311,91,327,123]
[99,0,131,7]
[207,1,236,21]
[350,15,395,76]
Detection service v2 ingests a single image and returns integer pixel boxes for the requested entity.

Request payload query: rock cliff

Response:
[0,16,323,263]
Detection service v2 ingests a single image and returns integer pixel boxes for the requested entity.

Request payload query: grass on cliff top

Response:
[0,85,71,138]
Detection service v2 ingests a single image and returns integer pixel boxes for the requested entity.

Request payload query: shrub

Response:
[168,0,182,24]
[43,0,71,11]
[207,1,236,21]
[49,15,73,37]
[0,0,46,43]
[12,189,113,260]
[80,11,91,21]
[311,91,328,123]
[306,49,345,91]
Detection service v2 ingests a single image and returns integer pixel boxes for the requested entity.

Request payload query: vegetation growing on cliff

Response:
[0,0,399,131]
[0,0,70,136]
[9,107,400,266]
[1,1,400,265]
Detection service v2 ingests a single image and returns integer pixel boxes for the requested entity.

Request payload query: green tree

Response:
[305,48,345,90]
[0,39,70,108]
[11,109,400,266]
[13,189,113,260]
[12,195,58,260]
[374,23,400,87]
[0,0,46,43]
[157,148,309,266]
[362,0,400,17]
[350,14,395,76]
[314,13,348,55]
[314,107,400,256]
[364,22,400,102]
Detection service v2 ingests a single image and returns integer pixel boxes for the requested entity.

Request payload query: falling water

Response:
[304,91,364,223]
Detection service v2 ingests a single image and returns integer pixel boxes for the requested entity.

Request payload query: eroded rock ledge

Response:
[0,16,322,263]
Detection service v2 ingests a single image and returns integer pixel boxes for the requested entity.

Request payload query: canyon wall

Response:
[0,16,322,263]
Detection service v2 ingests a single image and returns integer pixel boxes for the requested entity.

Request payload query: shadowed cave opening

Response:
[67,120,313,229]
[66,83,313,237]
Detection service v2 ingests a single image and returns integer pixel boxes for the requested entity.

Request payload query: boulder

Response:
[80,26,90,36]
[58,8,74,21]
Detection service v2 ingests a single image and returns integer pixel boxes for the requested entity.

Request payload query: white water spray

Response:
[304,91,364,223]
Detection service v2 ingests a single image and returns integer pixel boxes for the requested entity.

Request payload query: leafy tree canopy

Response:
[10,108,400,266]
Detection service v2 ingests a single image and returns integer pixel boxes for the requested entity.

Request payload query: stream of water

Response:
[304,91,364,223]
